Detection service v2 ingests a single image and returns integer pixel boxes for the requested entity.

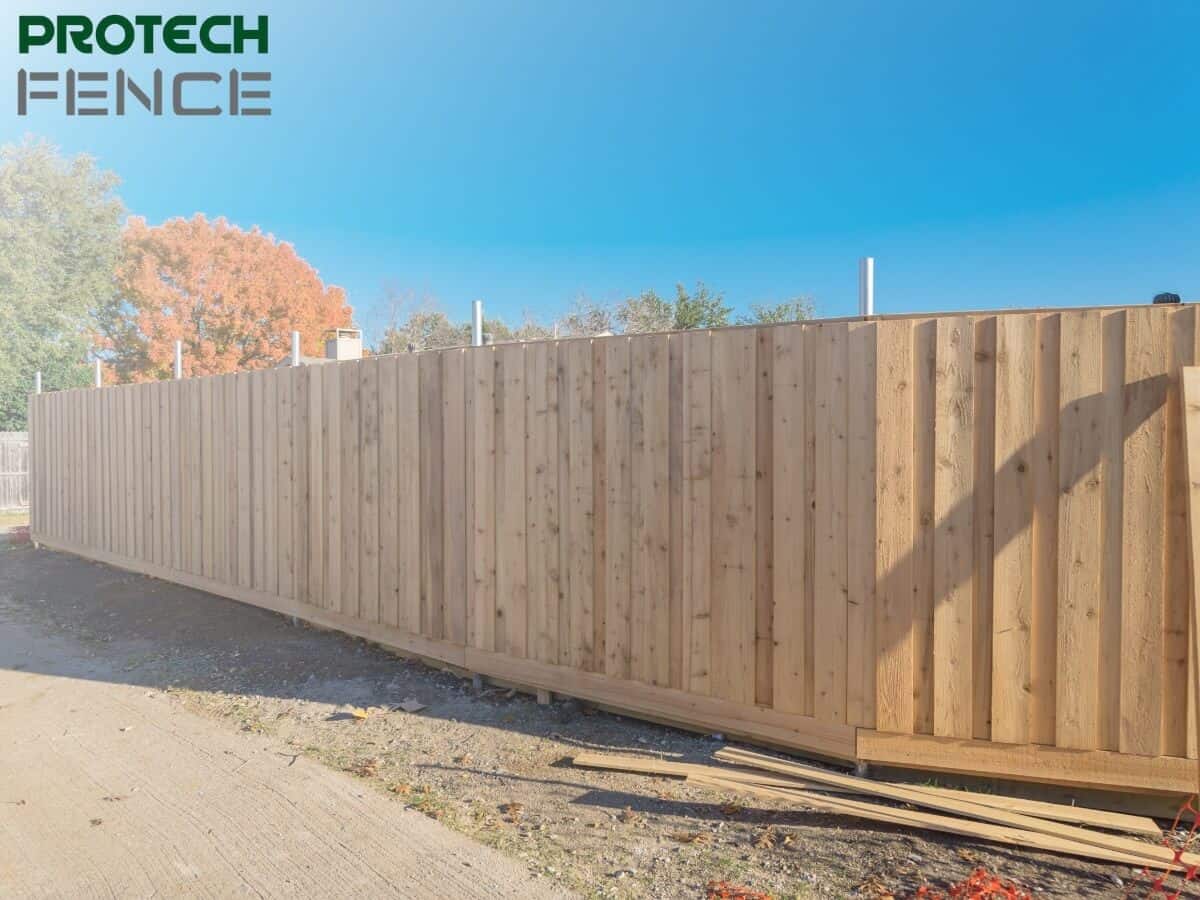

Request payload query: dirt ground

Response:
[0,543,1179,898]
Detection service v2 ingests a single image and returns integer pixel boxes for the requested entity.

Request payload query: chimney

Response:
[325,327,363,361]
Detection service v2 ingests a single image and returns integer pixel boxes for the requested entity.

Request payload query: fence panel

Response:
[27,303,1200,793]
[0,432,29,511]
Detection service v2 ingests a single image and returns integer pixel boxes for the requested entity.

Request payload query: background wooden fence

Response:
[28,304,1200,794]
[0,432,29,511]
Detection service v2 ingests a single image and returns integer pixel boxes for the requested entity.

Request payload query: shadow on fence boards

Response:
[28,304,1200,795]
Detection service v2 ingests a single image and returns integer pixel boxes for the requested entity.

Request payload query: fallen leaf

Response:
[854,875,895,899]
[720,802,745,818]
[453,753,472,765]
[501,802,524,822]
[90,818,103,827]
[389,783,412,795]
[752,825,777,850]
[670,831,711,845]
[956,847,978,863]
[349,707,370,720]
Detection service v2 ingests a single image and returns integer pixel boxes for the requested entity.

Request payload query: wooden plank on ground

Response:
[717,746,1188,867]
[1056,310,1104,750]
[692,772,1170,870]
[771,324,808,716]
[990,314,1037,745]
[873,320,915,734]
[932,317,975,739]
[1121,306,1170,756]
[681,330,712,695]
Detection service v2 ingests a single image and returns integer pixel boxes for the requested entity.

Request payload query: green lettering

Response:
[134,15,163,53]
[232,15,269,54]
[95,15,134,54]
[18,15,53,53]
[199,16,232,53]
[58,15,93,54]
[163,15,197,54]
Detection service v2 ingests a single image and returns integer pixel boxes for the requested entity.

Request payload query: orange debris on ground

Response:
[705,879,774,900]
[915,868,1033,900]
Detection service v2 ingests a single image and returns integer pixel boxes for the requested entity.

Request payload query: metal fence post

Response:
[291,330,301,366]
[94,358,102,387]
[33,371,41,394]
[858,257,875,317]
[174,340,183,379]
[471,300,484,347]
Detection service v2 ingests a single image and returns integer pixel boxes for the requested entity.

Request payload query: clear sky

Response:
[4,0,1200,343]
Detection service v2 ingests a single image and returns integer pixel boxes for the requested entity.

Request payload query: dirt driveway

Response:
[0,545,1148,897]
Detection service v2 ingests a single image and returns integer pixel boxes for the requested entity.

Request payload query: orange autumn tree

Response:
[102,214,353,381]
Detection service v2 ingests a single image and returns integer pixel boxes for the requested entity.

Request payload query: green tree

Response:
[0,137,124,429]
[739,296,815,325]
[615,282,731,333]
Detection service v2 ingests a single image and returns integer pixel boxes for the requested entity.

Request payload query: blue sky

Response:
[4,0,1200,344]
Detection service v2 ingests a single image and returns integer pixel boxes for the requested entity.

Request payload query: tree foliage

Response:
[738,296,814,325]
[0,137,124,428]
[104,214,352,381]
[615,282,731,333]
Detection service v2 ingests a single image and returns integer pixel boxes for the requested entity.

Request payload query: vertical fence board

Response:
[307,366,326,608]
[526,343,557,663]
[442,350,467,645]
[604,338,633,680]
[847,322,877,727]
[279,369,296,602]
[1100,310,1127,751]
[710,329,756,705]
[565,341,594,669]
[875,320,915,733]
[772,324,808,716]
[912,320,938,735]
[1056,310,1104,750]
[991,314,1037,744]
[933,317,975,739]
[496,344,526,656]
[397,355,421,633]
[631,334,671,687]
[1121,307,1169,756]
[814,323,849,723]
[359,358,380,622]
[378,356,400,628]
[682,331,712,695]
[972,318,996,741]
[470,348,497,650]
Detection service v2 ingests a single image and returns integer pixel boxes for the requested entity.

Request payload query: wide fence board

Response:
[27,304,1200,791]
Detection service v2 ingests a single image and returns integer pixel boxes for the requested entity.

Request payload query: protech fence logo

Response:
[16,15,271,117]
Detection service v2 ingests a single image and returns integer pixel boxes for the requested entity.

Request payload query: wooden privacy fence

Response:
[0,432,29,511]
[28,304,1200,794]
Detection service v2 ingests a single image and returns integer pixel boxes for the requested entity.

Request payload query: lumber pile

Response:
[571,747,1183,872]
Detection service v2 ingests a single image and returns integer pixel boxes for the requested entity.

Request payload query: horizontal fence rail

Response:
[28,304,1200,793]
